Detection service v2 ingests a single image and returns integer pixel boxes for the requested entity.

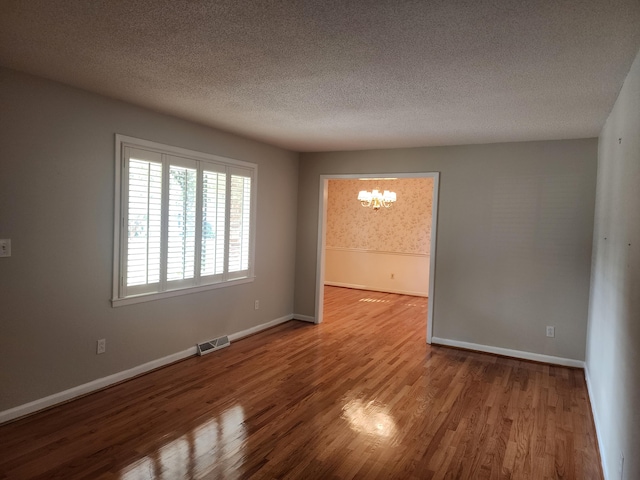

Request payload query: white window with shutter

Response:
[112,135,257,306]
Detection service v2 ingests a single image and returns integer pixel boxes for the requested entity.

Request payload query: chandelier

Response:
[357,189,396,210]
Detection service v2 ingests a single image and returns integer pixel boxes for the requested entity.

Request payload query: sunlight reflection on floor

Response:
[358,298,391,303]
[120,405,245,480]
[358,297,425,308]
[341,399,397,439]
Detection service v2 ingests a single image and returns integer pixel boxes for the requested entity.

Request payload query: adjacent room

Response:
[321,176,436,337]
[325,177,434,298]
[0,1,639,479]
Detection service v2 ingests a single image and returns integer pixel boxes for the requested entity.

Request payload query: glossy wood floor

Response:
[0,287,602,479]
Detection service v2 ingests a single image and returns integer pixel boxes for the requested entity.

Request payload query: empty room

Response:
[1,1,639,479]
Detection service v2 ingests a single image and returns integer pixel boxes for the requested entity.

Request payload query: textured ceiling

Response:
[1,1,639,152]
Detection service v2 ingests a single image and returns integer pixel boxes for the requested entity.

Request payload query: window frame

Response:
[112,134,257,307]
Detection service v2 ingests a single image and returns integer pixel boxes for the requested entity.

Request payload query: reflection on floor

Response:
[121,406,246,480]
[0,286,601,479]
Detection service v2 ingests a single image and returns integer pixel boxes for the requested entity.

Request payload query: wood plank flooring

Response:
[0,287,602,479]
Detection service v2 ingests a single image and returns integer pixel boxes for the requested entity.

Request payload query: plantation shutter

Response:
[200,167,226,282]
[166,156,198,289]
[228,168,252,279]
[115,136,257,306]
[123,148,163,295]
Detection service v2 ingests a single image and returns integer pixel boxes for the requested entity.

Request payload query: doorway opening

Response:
[314,173,440,343]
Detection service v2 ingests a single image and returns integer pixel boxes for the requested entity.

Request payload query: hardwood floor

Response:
[0,286,602,479]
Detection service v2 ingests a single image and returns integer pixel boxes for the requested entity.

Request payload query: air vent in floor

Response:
[197,335,230,356]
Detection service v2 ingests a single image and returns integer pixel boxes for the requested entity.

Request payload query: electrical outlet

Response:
[0,239,11,257]
[546,326,555,338]
[97,338,106,354]
[254,300,259,310]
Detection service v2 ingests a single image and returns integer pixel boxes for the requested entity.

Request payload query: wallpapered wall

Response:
[326,178,434,255]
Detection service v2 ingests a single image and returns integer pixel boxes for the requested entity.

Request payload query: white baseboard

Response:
[324,281,428,298]
[0,314,295,425]
[584,365,609,480]
[431,337,585,368]
[0,347,196,425]
[227,314,293,341]
[293,314,316,323]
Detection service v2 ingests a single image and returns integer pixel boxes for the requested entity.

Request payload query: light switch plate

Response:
[0,239,10,257]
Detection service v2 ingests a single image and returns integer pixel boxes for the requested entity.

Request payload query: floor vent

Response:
[197,336,230,356]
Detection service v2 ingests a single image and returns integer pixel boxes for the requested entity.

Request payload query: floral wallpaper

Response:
[326,178,433,255]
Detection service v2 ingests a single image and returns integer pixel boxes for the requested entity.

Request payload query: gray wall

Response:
[296,139,597,361]
[0,68,299,411]
[586,48,640,480]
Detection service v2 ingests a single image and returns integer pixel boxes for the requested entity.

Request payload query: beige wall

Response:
[296,139,597,361]
[0,68,299,411]
[324,249,430,296]
[586,48,640,480]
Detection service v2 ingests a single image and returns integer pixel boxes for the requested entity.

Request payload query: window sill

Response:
[111,276,255,307]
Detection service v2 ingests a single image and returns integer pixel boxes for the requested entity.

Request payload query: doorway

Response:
[314,173,440,343]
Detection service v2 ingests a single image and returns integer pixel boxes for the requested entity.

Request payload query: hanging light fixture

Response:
[357,189,396,211]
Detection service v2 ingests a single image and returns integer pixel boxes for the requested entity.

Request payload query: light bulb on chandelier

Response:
[357,189,396,211]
